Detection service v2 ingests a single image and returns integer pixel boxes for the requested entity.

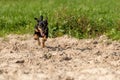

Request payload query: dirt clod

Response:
[15,60,25,64]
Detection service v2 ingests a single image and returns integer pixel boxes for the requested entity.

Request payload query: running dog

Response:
[34,15,48,48]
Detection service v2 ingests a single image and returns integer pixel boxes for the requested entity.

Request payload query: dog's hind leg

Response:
[38,38,41,46]
[41,39,45,48]
[41,38,46,48]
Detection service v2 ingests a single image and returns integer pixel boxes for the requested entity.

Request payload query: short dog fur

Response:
[34,15,48,48]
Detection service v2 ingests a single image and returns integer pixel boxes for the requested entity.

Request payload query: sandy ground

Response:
[0,34,120,80]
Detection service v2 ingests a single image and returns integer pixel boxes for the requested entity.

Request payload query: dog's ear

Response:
[44,17,48,26]
[44,20,48,26]
[39,15,43,21]
[34,18,39,22]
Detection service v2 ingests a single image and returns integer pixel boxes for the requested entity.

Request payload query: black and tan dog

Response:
[34,15,48,48]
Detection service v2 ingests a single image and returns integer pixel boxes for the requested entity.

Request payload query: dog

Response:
[34,15,48,48]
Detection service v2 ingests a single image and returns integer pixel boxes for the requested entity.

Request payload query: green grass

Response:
[0,0,120,40]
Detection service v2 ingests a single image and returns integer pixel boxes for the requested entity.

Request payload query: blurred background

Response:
[0,0,120,40]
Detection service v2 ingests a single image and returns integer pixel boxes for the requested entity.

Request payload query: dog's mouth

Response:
[37,27,45,37]
[40,32,45,37]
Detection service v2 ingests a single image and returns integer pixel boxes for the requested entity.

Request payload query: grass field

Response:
[0,0,120,40]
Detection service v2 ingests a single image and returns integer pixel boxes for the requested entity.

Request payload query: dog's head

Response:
[34,15,48,37]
